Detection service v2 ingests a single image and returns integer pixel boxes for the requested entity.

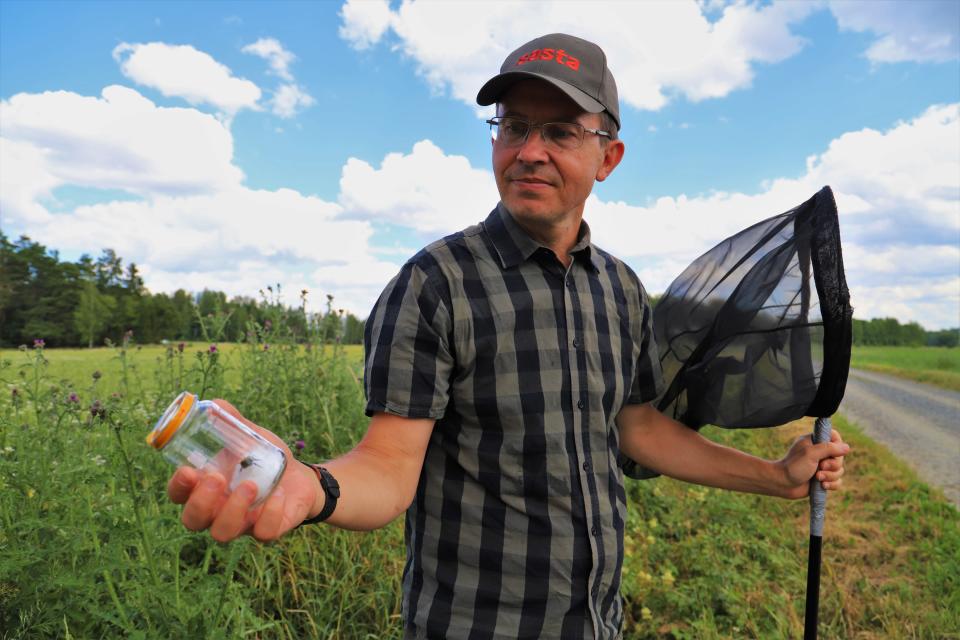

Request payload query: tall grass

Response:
[1,307,957,638]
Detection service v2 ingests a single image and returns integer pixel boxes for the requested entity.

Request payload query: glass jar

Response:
[147,391,286,505]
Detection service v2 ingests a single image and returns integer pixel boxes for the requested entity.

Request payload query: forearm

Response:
[301,444,417,531]
[302,413,433,531]
[618,404,790,497]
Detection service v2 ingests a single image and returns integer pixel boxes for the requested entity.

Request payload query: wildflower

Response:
[111,392,121,400]
[68,392,80,404]
[92,370,102,380]
[264,319,272,330]
[3,446,13,454]
[90,400,107,420]
[208,344,218,354]
[301,289,308,297]
[26,488,36,499]
[10,387,18,399]
[661,570,675,588]
[646,534,655,545]
[91,454,107,466]
[263,343,270,352]
[177,342,185,353]
[648,517,658,529]
[33,338,45,349]
[295,439,305,451]
[641,606,652,621]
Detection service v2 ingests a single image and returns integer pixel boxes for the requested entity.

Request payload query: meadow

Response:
[1,327,957,639]
[849,345,960,392]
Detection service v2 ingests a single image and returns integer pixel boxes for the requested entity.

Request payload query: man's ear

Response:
[596,139,625,182]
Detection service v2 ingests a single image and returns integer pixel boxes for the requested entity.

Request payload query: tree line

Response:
[1,234,365,348]
[2,233,956,349]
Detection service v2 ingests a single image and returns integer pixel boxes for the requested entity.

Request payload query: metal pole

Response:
[804,416,832,640]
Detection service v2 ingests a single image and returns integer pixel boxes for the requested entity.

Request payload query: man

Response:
[167,33,849,639]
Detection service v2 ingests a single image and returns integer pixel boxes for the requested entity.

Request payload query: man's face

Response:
[492,79,624,230]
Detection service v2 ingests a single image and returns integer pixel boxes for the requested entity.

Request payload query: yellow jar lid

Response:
[146,391,197,449]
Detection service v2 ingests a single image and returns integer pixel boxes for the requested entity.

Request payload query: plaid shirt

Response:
[364,204,664,639]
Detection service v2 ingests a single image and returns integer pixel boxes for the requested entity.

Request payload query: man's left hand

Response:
[777,428,850,499]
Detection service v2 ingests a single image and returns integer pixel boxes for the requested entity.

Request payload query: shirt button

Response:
[572,338,580,349]
[577,399,585,409]
[566,277,574,288]
[582,461,591,472]
[591,526,599,536]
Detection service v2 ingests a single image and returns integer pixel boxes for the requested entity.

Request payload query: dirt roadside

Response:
[839,368,960,507]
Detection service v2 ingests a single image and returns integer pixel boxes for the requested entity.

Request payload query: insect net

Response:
[623,186,852,479]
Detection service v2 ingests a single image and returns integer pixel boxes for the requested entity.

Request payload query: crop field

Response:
[1,329,957,639]
[850,345,960,392]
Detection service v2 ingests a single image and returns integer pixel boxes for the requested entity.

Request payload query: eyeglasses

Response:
[486,116,610,151]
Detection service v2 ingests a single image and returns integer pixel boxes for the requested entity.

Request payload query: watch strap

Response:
[298,463,340,526]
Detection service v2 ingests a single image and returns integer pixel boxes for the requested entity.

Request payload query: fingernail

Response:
[203,475,222,491]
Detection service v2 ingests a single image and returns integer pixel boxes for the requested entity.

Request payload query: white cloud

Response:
[0,86,242,207]
[241,37,296,81]
[271,83,316,118]
[0,85,395,317]
[338,0,817,114]
[112,42,261,114]
[338,139,499,234]
[829,0,960,63]
[339,0,393,50]
[241,37,315,118]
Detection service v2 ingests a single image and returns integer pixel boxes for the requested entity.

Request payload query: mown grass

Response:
[851,346,960,392]
[1,334,957,638]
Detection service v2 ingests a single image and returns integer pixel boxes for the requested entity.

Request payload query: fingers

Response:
[168,466,200,504]
[209,481,259,542]
[181,472,228,532]
[251,486,288,542]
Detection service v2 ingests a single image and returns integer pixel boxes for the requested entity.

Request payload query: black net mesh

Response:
[623,186,852,479]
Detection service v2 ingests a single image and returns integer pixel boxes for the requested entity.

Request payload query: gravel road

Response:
[839,368,960,507]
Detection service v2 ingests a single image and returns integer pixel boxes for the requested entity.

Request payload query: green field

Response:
[1,340,957,639]
[850,346,960,392]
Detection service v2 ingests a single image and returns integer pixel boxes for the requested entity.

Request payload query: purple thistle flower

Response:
[33,338,45,349]
[263,343,270,351]
[208,344,218,354]
[92,370,102,380]
[11,387,19,399]
[68,392,79,404]
[90,400,106,420]
[177,342,185,353]
[295,440,305,451]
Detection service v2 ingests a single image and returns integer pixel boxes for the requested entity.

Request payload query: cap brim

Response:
[476,71,604,114]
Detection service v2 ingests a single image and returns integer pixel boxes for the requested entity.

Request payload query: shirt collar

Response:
[483,202,601,273]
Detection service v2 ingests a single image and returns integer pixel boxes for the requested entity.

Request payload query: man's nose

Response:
[515,126,550,163]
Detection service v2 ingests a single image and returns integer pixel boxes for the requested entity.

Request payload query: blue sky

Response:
[1,0,958,328]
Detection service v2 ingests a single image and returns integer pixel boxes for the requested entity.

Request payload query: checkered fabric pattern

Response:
[364,203,665,639]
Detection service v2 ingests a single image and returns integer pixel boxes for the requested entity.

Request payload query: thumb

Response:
[212,398,242,418]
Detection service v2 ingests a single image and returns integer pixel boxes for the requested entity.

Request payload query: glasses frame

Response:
[486,116,610,150]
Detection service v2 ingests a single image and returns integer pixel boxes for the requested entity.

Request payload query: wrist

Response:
[298,462,340,526]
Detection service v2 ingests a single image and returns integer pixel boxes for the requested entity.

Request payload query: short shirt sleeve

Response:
[364,261,454,420]
[627,284,666,405]
[620,283,667,479]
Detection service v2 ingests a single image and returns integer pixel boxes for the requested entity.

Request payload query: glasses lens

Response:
[543,122,583,150]
[498,117,528,145]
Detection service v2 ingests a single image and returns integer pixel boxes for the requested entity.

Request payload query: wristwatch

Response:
[298,463,340,526]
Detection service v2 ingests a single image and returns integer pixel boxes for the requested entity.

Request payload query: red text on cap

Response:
[516,48,580,71]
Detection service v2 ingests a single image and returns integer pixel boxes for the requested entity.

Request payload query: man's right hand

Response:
[166,399,320,543]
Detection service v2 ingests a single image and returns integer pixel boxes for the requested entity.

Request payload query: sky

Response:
[1,0,958,329]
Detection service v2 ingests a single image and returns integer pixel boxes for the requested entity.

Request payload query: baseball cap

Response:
[476,33,620,130]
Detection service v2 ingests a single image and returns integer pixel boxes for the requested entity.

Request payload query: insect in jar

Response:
[239,455,261,470]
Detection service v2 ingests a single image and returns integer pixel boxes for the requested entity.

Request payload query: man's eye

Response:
[550,127,573,139]
[504,121,526,135]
